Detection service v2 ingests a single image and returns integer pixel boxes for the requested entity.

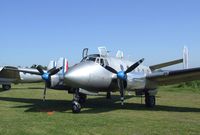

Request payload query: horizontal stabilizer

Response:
[150,59,183,71]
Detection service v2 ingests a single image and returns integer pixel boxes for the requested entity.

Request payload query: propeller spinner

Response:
[105,58,144,105]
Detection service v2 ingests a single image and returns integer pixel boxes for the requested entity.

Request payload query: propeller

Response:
[105,58,144,105]
[36,65,63,101]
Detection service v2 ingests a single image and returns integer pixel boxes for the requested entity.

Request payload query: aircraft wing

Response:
[146,67,200,87]
[3,66,41,75]
[0,67,3,72]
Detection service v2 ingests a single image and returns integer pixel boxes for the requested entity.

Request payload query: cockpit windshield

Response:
[84,56,96,62]
[81,54,99,62]
[81,54,109,67]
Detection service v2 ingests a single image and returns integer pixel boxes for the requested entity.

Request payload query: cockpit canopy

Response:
[81,54,109,67]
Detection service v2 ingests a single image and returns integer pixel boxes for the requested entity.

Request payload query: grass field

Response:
[0,83,200,135]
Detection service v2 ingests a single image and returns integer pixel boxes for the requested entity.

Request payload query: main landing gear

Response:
[71,89,87,113]
[2,84,11,91]
[145,91,156,108]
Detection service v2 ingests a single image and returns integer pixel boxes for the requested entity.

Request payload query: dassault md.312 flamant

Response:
[5,47,200,113]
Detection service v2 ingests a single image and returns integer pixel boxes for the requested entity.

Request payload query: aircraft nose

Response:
[64,63,90,88]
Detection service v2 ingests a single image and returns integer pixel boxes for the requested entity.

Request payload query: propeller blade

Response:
[105,65,118,74]
[118,79,125,105]
[125,58,144,74]
[36,65,45,74]
[47,67,56,74]
[43,83,47,101]
[49,67,63,76]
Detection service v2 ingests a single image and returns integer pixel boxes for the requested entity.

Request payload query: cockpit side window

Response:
[95,57,100,64]
[104,59,109,66]
[100,58,104,66]
[94,57,109,67]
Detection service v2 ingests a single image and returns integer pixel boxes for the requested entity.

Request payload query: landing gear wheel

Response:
[2,84,11,90]
[71,88,83,113]
[145,92,156,107]
[72,101,81,113]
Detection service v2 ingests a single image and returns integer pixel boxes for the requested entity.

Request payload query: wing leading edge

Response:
[3,66,41,75]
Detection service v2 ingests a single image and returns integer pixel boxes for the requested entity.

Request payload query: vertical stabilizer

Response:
[183,46,189,69]
[47,60,56,70]
[57,57,68,75]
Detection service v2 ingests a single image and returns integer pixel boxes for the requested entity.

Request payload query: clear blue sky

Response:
[0,0,200,68]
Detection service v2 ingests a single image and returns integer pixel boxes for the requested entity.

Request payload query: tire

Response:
[2,84,11,90]
[145,93,156,107]
[72,101,81,113]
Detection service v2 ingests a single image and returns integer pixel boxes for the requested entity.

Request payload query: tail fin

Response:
[47,60,56,70]
[183,46,189,69]
[57,57,68,75]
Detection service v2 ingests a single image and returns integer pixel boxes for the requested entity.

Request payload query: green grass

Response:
[0,83,200,135]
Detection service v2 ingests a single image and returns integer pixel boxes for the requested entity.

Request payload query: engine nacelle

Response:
[49,57,69,89]
[50,74,60,88]
[126,72,146,91]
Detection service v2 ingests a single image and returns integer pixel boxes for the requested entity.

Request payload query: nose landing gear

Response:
[72,100,81,113]
[71,89,87,113]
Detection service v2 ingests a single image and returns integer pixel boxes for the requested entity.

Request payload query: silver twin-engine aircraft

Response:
[5,47,200,113]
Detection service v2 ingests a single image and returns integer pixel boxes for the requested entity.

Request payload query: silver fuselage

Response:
[64,55,151,92]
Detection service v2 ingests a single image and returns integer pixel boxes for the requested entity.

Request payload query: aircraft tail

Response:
[150,46,189,71]
[47,60,57,70]
[57,57,69,75]
[183,46,189,69]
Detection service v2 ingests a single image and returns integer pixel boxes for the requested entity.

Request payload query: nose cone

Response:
[64,62,91,88]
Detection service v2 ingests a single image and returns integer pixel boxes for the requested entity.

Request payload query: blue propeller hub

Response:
[117,71,127,80]
[42,73,50,81]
